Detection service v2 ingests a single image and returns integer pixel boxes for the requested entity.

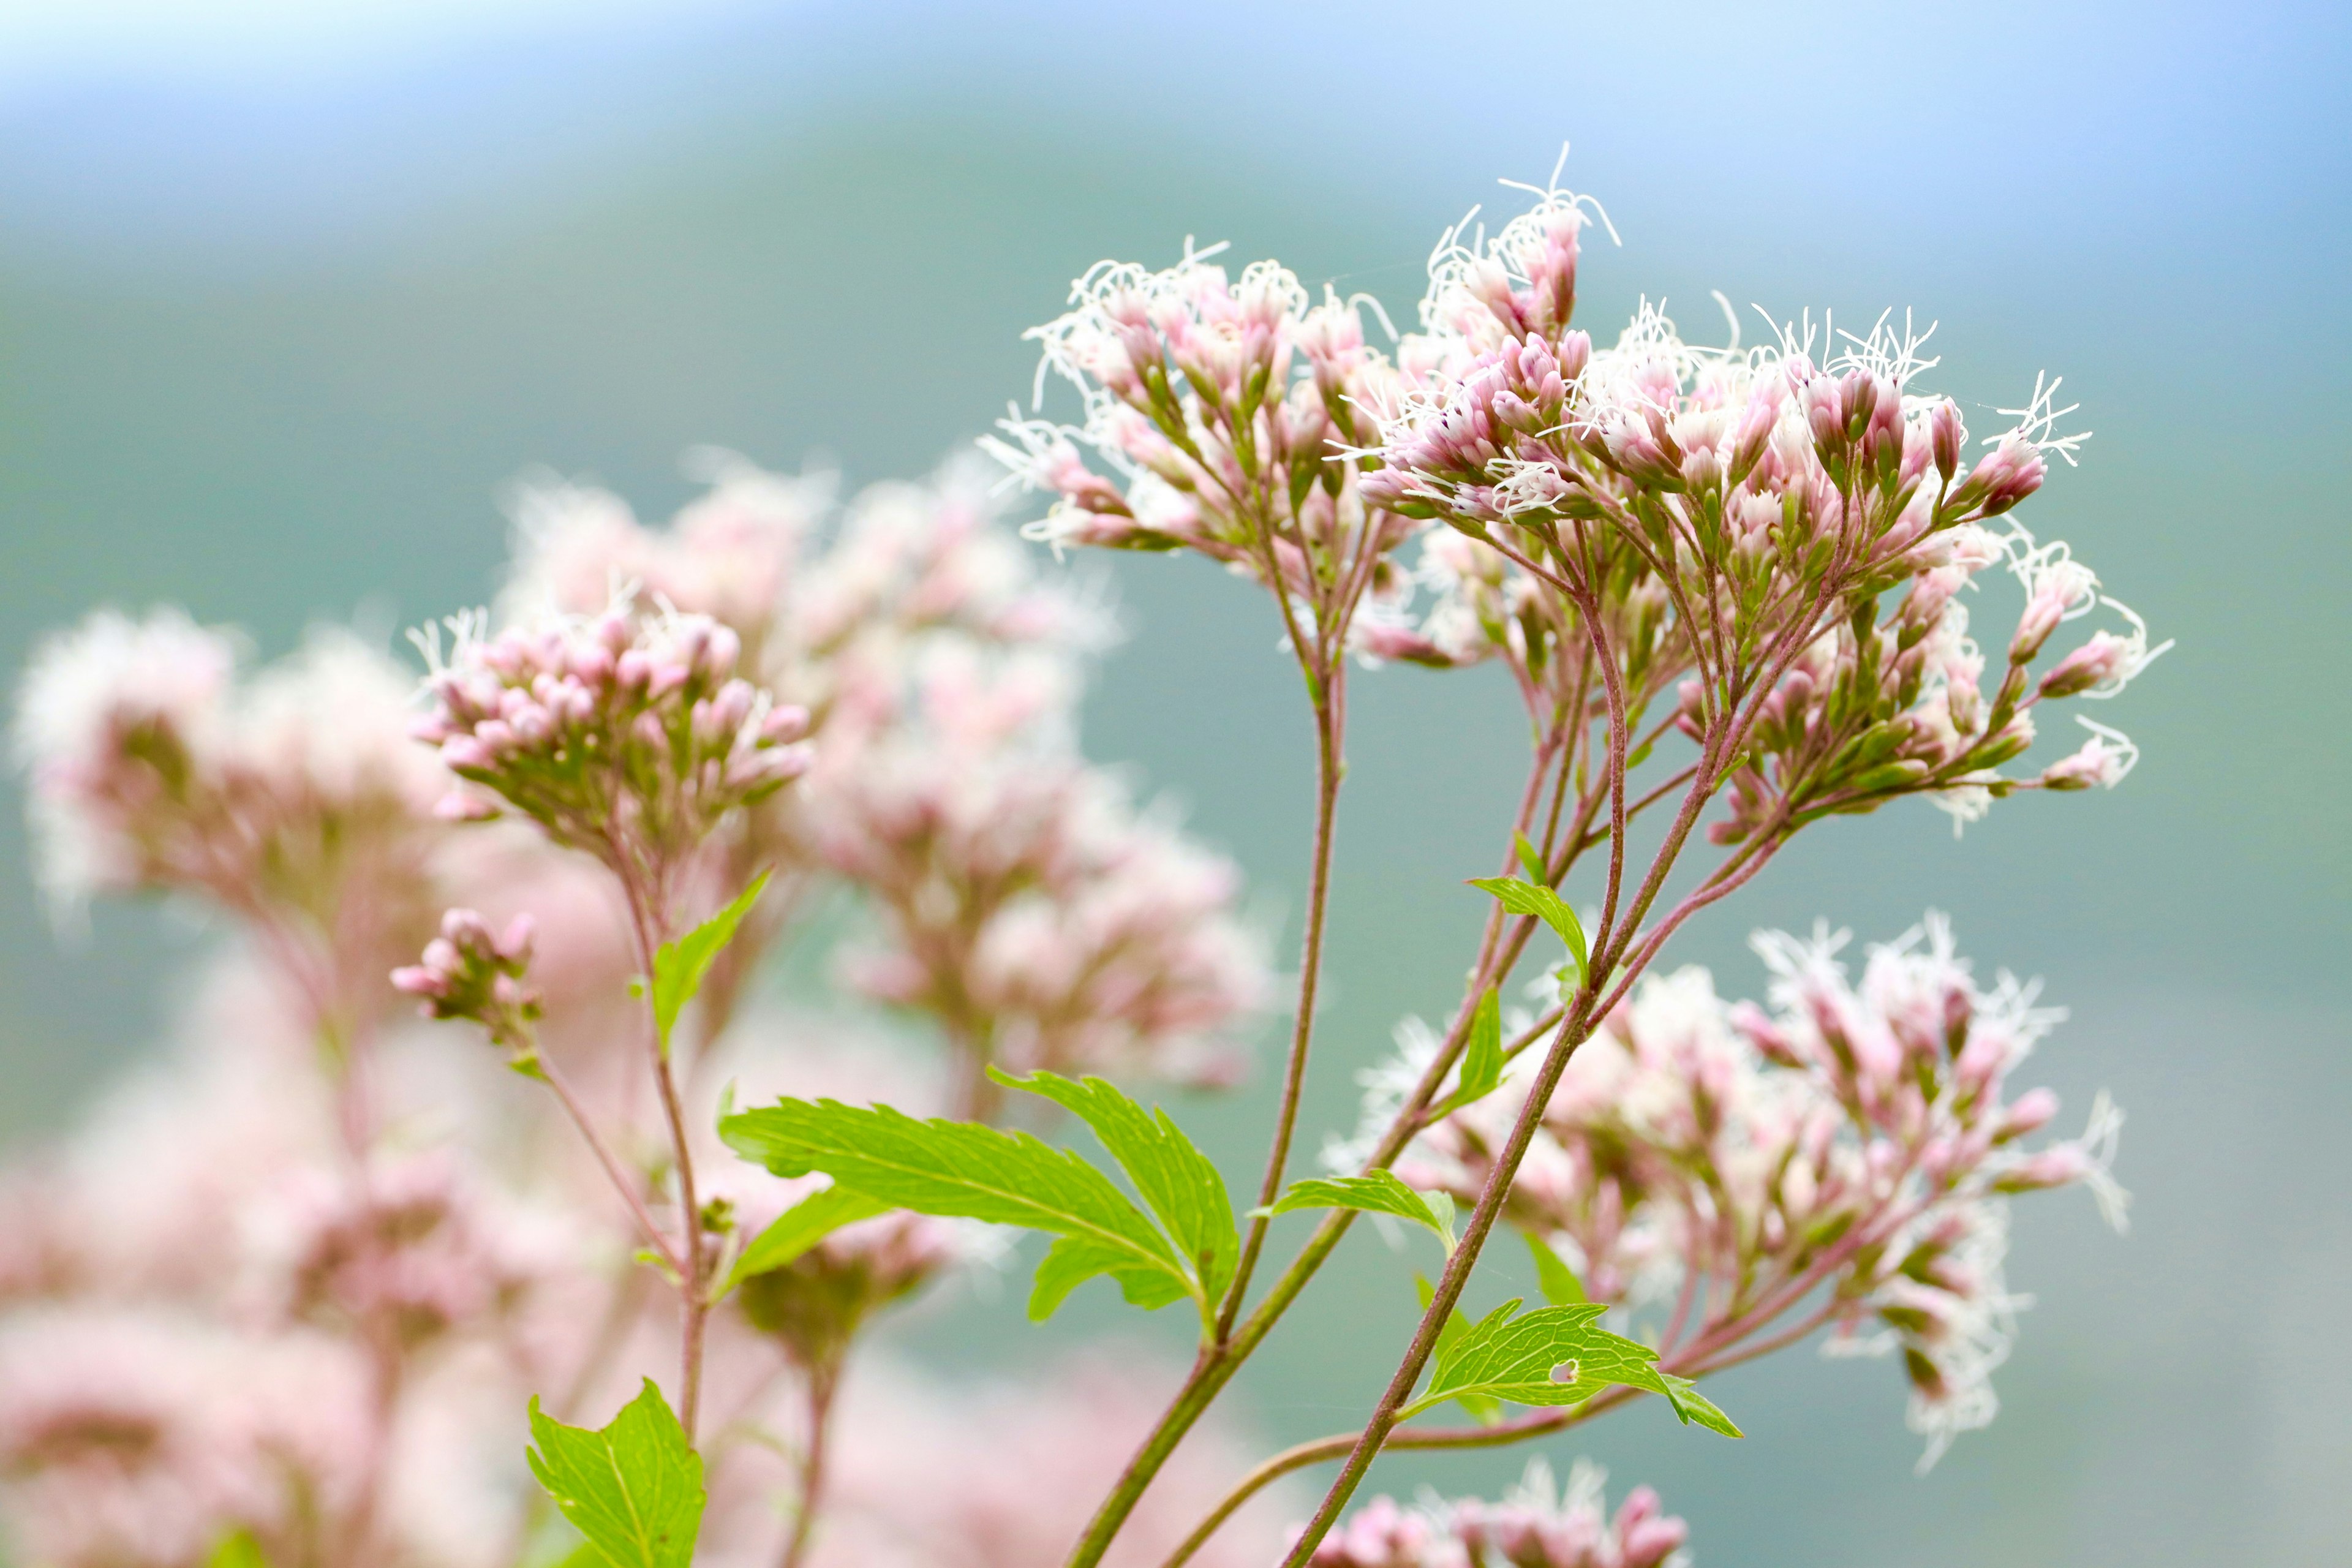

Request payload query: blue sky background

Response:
[1,3,2346,1563]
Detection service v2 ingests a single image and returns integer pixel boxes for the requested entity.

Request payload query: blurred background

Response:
[1,1,2345,1562]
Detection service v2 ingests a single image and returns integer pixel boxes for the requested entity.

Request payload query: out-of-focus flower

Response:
[248,1154,557,1354]
[13,620,451,1033]
[1305,1460,1688,1568]
[735,1208,970,1371]
[393,908,543,1054]
[816,655,1268,1101]
[0,1310,371,1568]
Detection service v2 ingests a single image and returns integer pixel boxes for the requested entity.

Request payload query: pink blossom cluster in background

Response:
[1,466,1276,1568]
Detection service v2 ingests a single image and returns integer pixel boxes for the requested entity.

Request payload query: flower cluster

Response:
[1341,177,2162,832]
[497,461,1266,1095]
[816,655,1268,1102]
[412,605,813,890]
[12,618,450,1025]
[252,1155,555,1353]
[1306,1460,1686,1568]
[391,908,543,1054]
[987,243,1423,663]
[1394,914,2123,1468]
[0,1311,370,1568]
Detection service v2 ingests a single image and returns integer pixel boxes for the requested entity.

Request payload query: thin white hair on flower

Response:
[1988,370,2092,465]
[1830,307,1944,392]
[1422,145,1620,318]
[2071,1089,2130,1233]
[404,607,491,682]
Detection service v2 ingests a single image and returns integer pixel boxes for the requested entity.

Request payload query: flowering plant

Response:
[2,162,2154,1568]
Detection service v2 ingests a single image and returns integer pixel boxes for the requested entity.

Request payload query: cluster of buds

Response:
[1303,1461,1686,1568]
[1395,914,2124,1468]
[987,244,1419,628]
[12,616,450,1012]
[815,658,1268,1098]
[734,1208,968,1371]
[391,908,543,1055]
[410,605,813,886]
[1333,174,2162,834]
[505,458,1103,719]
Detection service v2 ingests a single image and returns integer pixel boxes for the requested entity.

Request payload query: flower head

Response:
[412,603,812,883]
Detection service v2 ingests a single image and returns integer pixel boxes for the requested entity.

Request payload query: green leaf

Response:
[647,872,769,1055]
[1417,1273,1501,1424]
[526,1381,706,1568]
[1513,831,1548,884]
[719,1097,1191,1306]
[1525,1231,1588,1305]
[991,1068,1239,1308]
[1267,1170,1454,1250]
[1028,1235,1194,1321]
[1403,1298,1735,1430]
[1660,1373,1746,1438]
[1468,876,1589,982]
[721,1184,891,1296]
[208,1531,268,1568]
[1436,986,1504,1116]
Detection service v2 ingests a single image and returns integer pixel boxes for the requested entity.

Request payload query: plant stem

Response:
[1218,680,1344,1340]
[532,1052,682,1275]
[777,1360,839,1568]
[614,856,710,1441]
[1275,994,1599,1566]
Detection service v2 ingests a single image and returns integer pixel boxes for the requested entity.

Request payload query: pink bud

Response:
[1996,1087,2060,1141]
[440,736,492,772]
[1930,400,1964,481]
[434,790,498,821]
[499,913,537,963]
[2037,631,2128,698]
[390,965,445,998]
[761,704,812,745]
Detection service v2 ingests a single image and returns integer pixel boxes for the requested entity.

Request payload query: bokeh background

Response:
[2,1,2346,1562]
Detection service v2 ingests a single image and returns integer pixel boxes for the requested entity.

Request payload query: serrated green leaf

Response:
[525,1381,705,1568]
[718,1097,1191,1305]
[1660,1373,1746,1437]
[991,1068,1238,1308]
[1513,831,1548,884]
[1267,1171,1453,1249]
[1437,986,1504,1117]
[1468,876,1589,983]
[1525,1231,1588,1305]
[1404,1298,1731,1429]
[1028,1235,1194,1320]
[647,872,769,1055]
[721,1184,891,1296]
